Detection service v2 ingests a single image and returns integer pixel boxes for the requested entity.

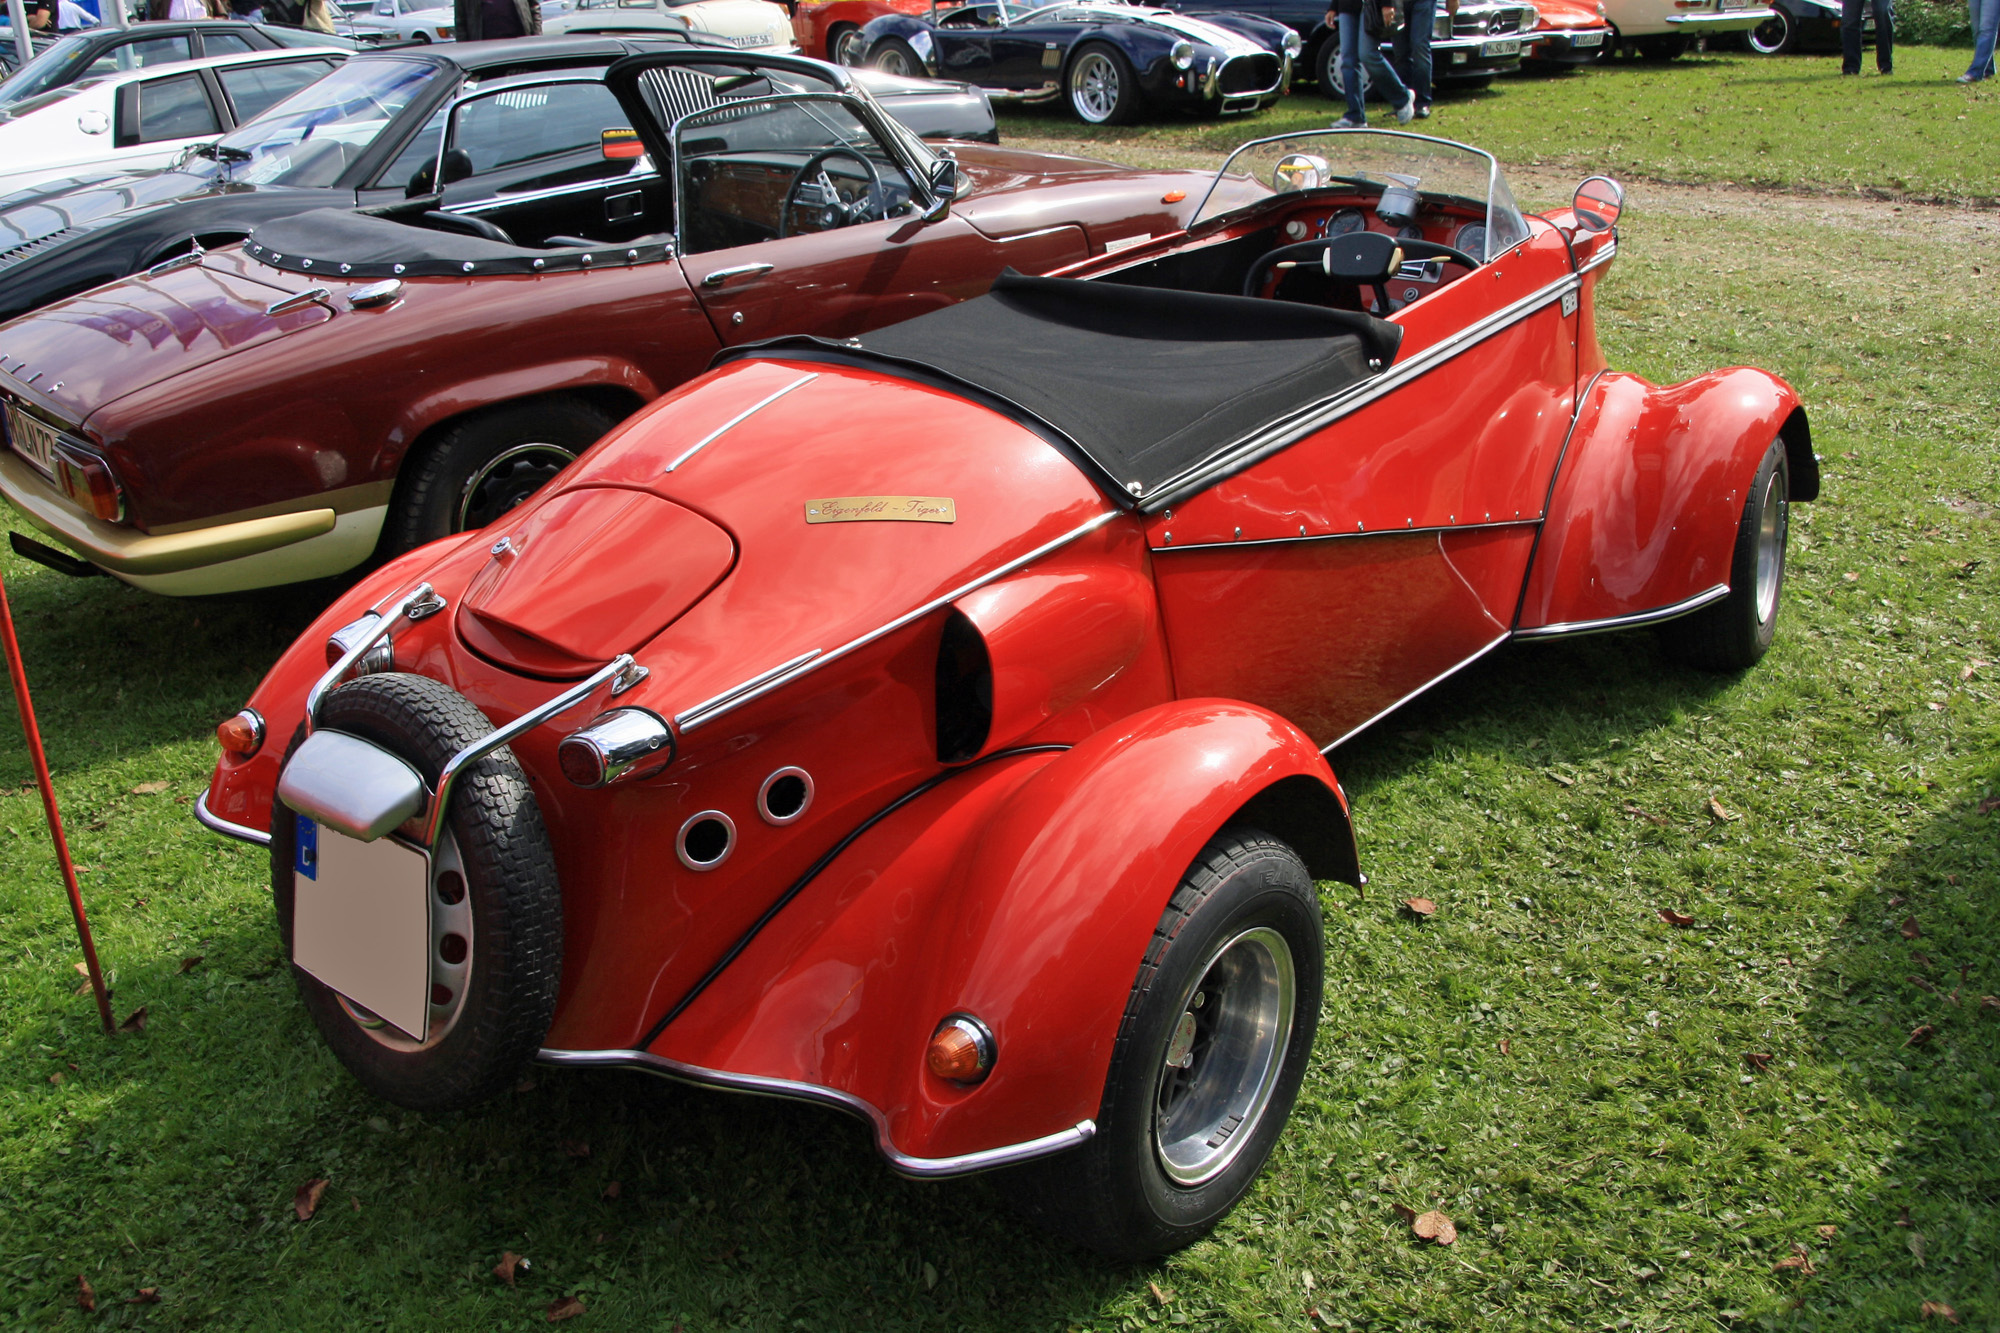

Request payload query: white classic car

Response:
[1599,0,1776,55]
[339,0,458,42]
[0,47,342,198]
[544,0,798,51]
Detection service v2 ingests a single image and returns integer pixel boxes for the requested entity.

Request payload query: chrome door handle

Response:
[701,263,775,287]
[265,286,333,317]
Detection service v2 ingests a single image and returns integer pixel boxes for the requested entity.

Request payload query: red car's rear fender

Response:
[658,699,1357,1167]
[1516,367,1813,634]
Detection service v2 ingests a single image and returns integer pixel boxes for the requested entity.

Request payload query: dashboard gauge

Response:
[1397,223,1424,241]
[1452,222,1488,261]
[1323,208,1366,237]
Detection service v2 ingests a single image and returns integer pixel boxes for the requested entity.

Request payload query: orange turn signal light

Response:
[216,708,264,757]
[52,443,124,523]
[1161,190,1186,204]
[926,1014,995,1084]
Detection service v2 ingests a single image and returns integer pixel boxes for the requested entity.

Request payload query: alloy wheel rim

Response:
[1153,925,1296,1186]
[335,830,473,1052]
[457,441,577,532]
[876,45,913,75]
[1748,11,1788,52]
[1073,52,1119,122]
[1754,469,1786,626]
[833,28,864,64]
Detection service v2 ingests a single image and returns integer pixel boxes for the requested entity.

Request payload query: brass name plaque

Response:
[805,496,956,524]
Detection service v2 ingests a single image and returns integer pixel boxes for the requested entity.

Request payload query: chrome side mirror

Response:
[922,156,959,223]
[1572,175,1624,233]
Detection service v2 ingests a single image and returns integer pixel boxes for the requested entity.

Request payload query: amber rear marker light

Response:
[927,1014,995,1084]
[216,708,264,757]
[52,444,124,523]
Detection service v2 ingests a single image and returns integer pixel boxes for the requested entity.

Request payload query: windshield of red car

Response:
[207,58,440,190]
[1190,130,1529,262]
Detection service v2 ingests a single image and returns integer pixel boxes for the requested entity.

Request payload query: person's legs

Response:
[1839,0,1863,71]
[1337,11,1369,122]
[1403,0,1436,111]
[1360,30,1413,114]
[1970,0,2000,77]
[1871,0,1891,71]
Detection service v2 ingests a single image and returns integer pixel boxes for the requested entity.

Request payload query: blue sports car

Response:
[858,0,1298,124]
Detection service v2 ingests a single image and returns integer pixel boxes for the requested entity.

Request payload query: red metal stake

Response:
[0,573,113,1034]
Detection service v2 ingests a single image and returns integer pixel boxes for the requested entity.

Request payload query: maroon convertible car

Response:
[0,48,1215,596]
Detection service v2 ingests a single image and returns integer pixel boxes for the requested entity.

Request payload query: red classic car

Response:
[1523,0,1614,62]
[196,130,1813,1257]
[0,49,1211,596]
[792,0,930,61]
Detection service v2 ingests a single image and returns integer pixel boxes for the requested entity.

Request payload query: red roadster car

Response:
[197,130,1813,1257]
[0,49,1211,596]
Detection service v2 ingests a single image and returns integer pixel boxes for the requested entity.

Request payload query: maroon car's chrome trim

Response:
[536,1046,1095,1177]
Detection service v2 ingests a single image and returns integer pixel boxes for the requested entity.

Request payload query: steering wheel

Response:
[1242,235,1482,300]
[422,211,515,246]
[777,146,886,239]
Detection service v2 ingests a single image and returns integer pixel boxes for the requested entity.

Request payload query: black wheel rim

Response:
[457,441,577,532]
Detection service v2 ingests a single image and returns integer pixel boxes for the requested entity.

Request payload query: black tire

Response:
[871,36,924,77]
[1315,35,1345,99]
[1067,42,1141,125]
[382,395,615,558]
[271,673,563,1112]
[998,828,1324,1259]
[828,23,864,64]
[1661,437,1790,671]
[1746,7,1794,53]
[1637,33,1687,58]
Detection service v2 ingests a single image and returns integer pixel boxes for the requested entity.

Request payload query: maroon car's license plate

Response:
[4,403,60,478]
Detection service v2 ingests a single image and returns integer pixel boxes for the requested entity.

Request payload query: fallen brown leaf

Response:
[73,962,88,977]
[1960,660,1989,682]
[1910,975,1938,994]
[1648,1143,1668,1158]
[130,781,171,795]
[1981,996,2000,1011]
[1404,898,1437,917]
[125,1289,160,1305]
[1548,772,1575,787]
[1773,1245,1815,1275]
[547,1295,586,1323]
[176,956,203,975]
[1148,1281,1169,1305]
[118,1006,147,1033]
[77,1276,96,1312]
[1889,895,1907,908]
[1412,1210,1457,1246]
[1921,1300,1960,1324]
[1707,798,1739,822]
[293,1178,328,1221]
[1981,797,2000,816]
[601,1180,621,1200]
[1900,916,1923,940]
[1744,1052,1773,1073]
[1624,802,1670,827]
[494,1252,523,1287]
[1905,1025,1937,1048]
[1912,950,1933,968]
[1658,909,1696,928]
[1498,1038,1511,1055]
[560,1140,591,1159]
[1897,1206,1913,1228]
[1843,571,1859,581]
[48,1071,63,1085]
[1817,1224,1837,1240]
[1391,1202,1418,1224]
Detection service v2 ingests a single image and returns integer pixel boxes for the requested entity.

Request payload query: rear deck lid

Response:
[456,485,737,679]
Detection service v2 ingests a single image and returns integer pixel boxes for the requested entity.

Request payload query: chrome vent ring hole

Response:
[438,932,468,965]
[677,811,736,870]
[435,870,466,905]
[758,767,813,826]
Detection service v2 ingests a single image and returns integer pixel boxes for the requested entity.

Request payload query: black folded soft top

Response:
[722,270,1403,507]
[243,209,672,279]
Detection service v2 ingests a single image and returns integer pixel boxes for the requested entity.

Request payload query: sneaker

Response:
[1395,89,1416,124]
[1333,116,1366,128]
[1415,103,1432,118]
[1958,72,1980,83]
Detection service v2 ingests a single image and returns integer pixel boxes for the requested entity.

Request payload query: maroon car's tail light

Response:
[216,708,265,757]
[557,708,674,789]
[51,444,124,523]
[325,614,394,676]
[927,1014,995,1084]
[757,767,813,825]
[676,812,735,871]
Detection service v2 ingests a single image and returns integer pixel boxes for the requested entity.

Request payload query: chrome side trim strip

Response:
[454,170,661,216]
[674,510,1119,733]
[664,372,817,472]
[1158,516,1536,554]
[1513,583,1728,640]
[1578,239,1618,274]
[1144,268,1582,511]
[1322,630,1511,753]
[193,791,272,847]
[536,1047,1095,1177]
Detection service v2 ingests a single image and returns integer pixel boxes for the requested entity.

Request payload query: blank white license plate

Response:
[4,402,60,477]
[1720,0,1749,9]
[1483,38,1522,55]
[1572,30,1604,44]
[291,816,433,1040]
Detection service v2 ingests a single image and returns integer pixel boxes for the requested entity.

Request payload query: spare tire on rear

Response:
[271,672,562,1112]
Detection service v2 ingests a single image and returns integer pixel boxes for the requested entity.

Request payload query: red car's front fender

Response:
[655,699,1355,1169]
[1517,367,1811,634]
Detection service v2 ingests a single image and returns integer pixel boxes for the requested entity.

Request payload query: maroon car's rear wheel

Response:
[999,828,1323,1259]
[272,673,562,1112]
[383,395,617,556]
[1661,437,1789,671]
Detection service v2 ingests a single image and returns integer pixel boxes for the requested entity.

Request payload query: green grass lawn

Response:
[3,54,1999,1333]
[999,45,2000,203]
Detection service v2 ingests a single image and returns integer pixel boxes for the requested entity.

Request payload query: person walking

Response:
[1960,0,1996,80]
[1839,0,1891,74]
[453,0,540,40]
[1394,0,1455,119]
[1326,0,1415,128]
